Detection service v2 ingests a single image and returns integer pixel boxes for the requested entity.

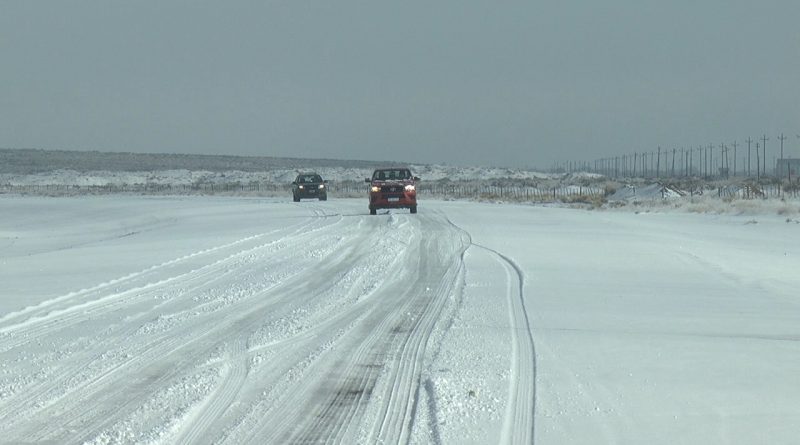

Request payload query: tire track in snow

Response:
[267,211,469,444]
[11,261,339,440]
[39,206,398,440]
[475,245,537,445]
[0,206,340,349]
[175,336,249,445]
[371,218,469,444]
[0,213,323,342]
[443,214,538,444]
[217,213,466,444]
[1,202,516,444]
[0,235,313,427]
[179,235,391,444]
[228,213,425,444]
[0,207,351,442]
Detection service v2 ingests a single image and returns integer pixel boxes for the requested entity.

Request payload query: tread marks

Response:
[445,213,537,444]
[475,244,537,445]
[1,205,525,445]
[178,212,426,444]
[373,228,467,444]
[0,214,327,342]
[0,211,352,443]
[174,337,248,445]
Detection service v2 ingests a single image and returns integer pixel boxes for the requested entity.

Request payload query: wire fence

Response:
[716,184,800,199]
[556,138,800,182]
[1,182,798,201]
[0,182,605,201]
[0,183,282,194]
[418,184,605,201]
[617,184,800,200]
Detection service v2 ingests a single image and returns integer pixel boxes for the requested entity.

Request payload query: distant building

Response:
[776,159,800,178]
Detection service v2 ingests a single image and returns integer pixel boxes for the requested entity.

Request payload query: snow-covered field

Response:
[1,195,799,444]
[0,165,557,187]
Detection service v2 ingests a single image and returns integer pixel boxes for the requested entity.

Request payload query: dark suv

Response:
[292,173,328,201]
[365,168,419,215]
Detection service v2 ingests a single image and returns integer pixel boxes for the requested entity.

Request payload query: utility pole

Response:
[779,133,788,178]
[697,146,703,177]
[761,134,769,177]
[725,145,729,177]
[625,155,631,177]
[656,146,661,178]
[651,151,655,177]
[723,144,730,178]
[779,133,787,159]
[719,142,731,179]
[708,144,714,178]
[698,146,704,177]
[756,142,761,180]
[685,148,690,177]
[746,137,753,177]
[681,148,686,177]
[700,145,705,176]
[731,140,738,177]
[638,153,642,178]
[672,148,676,177]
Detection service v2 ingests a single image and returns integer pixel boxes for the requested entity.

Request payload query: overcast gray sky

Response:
[2,1,799,168]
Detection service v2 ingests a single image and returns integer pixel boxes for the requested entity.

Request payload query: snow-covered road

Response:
[1,196,799,444]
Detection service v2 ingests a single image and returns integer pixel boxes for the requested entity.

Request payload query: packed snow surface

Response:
[1,196,799,444]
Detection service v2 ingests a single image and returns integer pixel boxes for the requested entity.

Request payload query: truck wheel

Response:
[293,196,300,202]
[370,207,377,215]
[410,206,417,214]
[319,196,327,201]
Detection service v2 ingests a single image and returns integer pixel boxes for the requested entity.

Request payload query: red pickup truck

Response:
[365,168,419,215]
